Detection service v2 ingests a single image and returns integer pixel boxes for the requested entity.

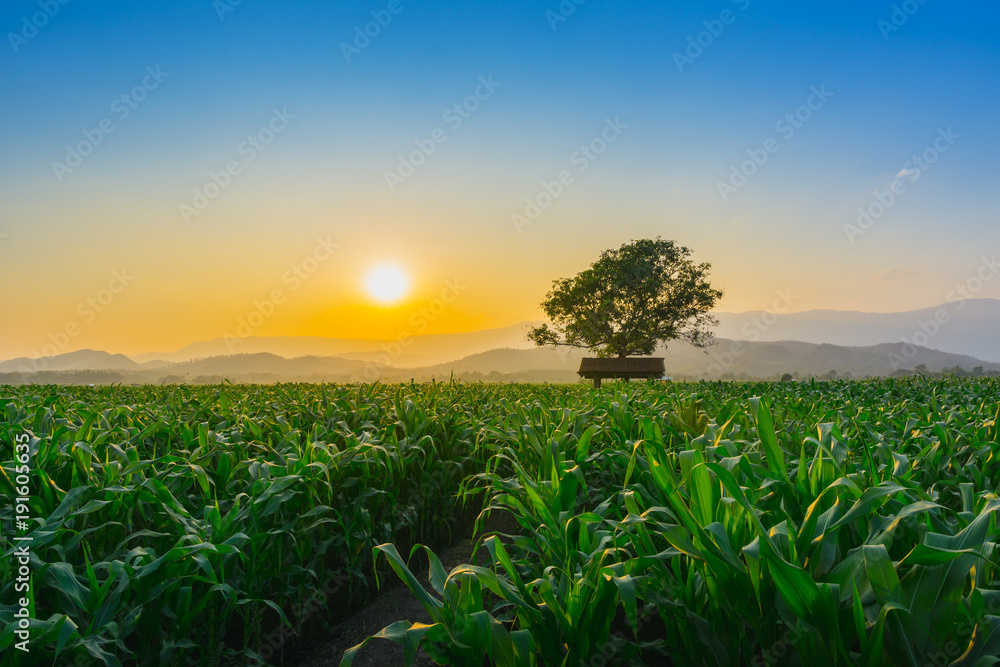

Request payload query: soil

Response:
[297,511,520,667]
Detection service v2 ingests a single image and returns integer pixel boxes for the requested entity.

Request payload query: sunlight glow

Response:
[364,264,410,304]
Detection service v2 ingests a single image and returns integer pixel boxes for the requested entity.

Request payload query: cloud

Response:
[896,167,918,179]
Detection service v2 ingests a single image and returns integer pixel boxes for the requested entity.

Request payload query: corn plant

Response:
[4,378,1000,665]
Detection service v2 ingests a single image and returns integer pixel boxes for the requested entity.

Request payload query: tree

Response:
[527,237,723,358]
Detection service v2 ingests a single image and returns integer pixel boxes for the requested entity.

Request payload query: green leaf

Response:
[750,397,789,483]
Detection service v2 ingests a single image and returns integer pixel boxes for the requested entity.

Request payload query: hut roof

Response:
[578,357,665,378]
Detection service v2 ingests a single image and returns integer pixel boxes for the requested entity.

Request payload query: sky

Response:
[1,0,998,359]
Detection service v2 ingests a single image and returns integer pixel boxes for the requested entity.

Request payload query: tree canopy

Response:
[527,238,723,358]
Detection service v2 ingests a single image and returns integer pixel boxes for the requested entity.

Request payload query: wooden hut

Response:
[578,357,666,388]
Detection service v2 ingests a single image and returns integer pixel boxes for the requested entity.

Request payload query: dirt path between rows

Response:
[298,512,518,667]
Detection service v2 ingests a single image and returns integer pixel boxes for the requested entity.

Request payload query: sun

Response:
[364,264,410,304]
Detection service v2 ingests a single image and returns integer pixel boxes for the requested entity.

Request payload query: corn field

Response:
[3,378,1000,666]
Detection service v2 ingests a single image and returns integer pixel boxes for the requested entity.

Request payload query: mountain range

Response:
[130,324,536,368]
[3,300,1000,383]
[714,298,1000,363]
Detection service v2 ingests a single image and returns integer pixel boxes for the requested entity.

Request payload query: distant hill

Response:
[7,337,993,386]
[395,339,1000,381]
[163,353,369,378]
[132,323,539,368]
[714,298,1000,363]
[5,302,1000,384]
[0,349,138,373]
[122,300,1000,371]
[661,339,1000,379]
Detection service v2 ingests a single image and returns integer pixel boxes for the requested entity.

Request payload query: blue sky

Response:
[1,0,998,357]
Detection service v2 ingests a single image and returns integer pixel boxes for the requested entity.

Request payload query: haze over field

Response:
[122,297,1000,366]
[2,1,998,364]
[5,300,1000,384]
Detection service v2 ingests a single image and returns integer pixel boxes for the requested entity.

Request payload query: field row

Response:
[2,379,1000,665]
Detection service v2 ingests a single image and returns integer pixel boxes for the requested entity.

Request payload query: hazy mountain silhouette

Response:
[127,300,1000,368]
[397,339,1000,381]
[5,302,1000,383]
[133,323,538,367]
[714,299,1000,362]
[0,349,139,373]
[3,339,998,385]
